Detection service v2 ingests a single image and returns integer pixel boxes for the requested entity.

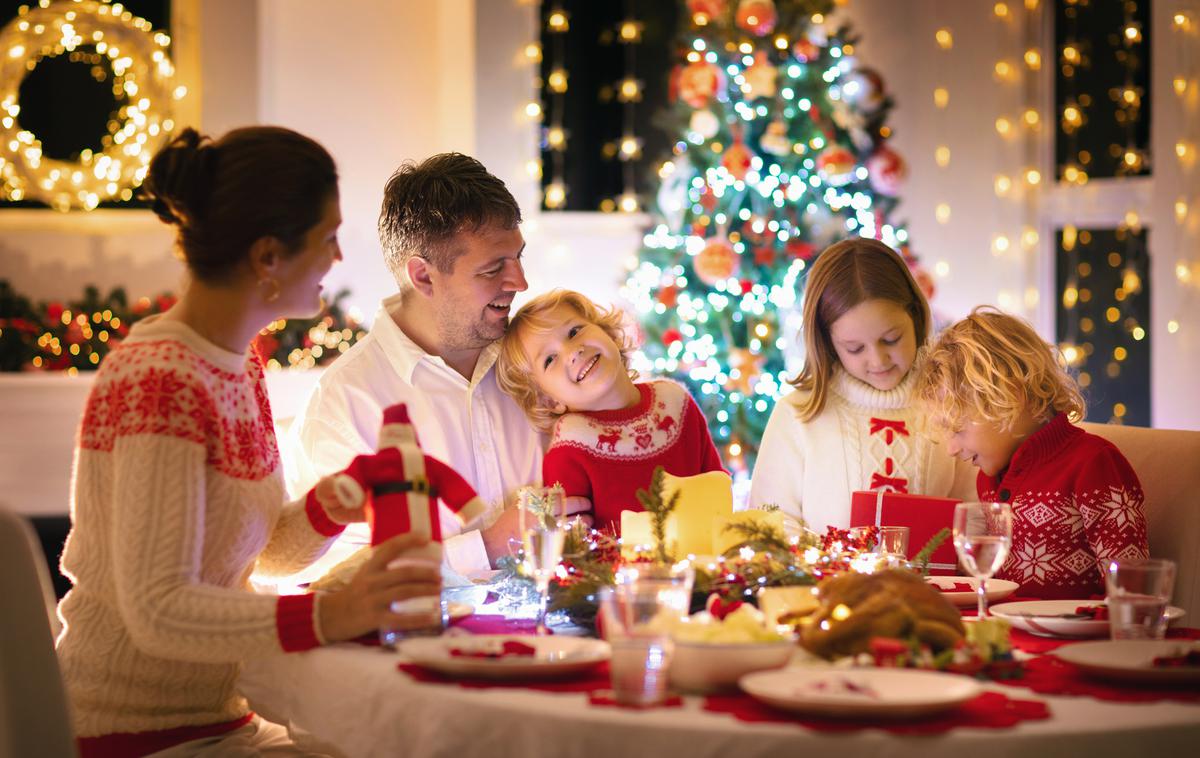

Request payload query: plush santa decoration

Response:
[330,404,489,564]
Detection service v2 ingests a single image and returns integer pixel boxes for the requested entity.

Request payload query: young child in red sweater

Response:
[916,307,1148,599]
[497,289,725,531]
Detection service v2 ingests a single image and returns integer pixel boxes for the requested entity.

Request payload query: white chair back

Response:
[1080,423,1200,617]
[0,505,76,758]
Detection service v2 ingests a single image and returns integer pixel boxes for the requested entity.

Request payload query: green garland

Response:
[0,278,364,372]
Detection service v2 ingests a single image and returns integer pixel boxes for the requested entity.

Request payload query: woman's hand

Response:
[313,473,365,524]
[317,533,442,643]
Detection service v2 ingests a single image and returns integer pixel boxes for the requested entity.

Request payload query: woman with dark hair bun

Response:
[56,126,440,757]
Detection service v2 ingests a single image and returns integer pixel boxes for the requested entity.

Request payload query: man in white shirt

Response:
[285,153,581,577]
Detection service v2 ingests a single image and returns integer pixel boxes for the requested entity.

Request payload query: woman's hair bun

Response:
[142,128,218,228]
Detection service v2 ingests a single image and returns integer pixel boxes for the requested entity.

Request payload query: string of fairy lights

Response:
[538,4,567,209]
[1170,3,1199,337]
[987,0,1044,316]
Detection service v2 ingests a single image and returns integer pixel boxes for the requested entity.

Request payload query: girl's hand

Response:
[317,533,442,643]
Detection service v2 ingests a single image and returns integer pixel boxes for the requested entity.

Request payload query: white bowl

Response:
[669,639,796,693]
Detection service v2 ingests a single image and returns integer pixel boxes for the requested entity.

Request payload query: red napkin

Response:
[448,640,537,659]
[994,628,1200,704]
[702,690,1050,734]
[937,582,975,593]
[396,662,609,693]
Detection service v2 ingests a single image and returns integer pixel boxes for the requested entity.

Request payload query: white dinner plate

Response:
[925,576,1020,607]
[738,667,983,718]
[1054,640,1200,684]
[991,600,1185,638]
[399,635,610,679]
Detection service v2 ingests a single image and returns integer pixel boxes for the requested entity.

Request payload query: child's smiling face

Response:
[828,298,918,391]
[946,409,1042,478]
[521,303,637,413]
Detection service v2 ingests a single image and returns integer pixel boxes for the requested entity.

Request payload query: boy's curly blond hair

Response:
[496,289,637,433]
[916,306,1085,434]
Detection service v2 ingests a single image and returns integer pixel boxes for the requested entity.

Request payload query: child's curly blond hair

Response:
[496,289,637,433]
[916,306,1085,434]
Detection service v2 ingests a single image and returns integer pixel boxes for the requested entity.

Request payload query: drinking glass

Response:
[378,543,446,647]
[599,561,694,706]
[520,486,567,635]
[849,525,910,568]
[952,502,1012,618]
[1104,558,1176,640]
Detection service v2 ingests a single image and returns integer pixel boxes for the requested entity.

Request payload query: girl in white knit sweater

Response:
[749,238,974,533]
[56,127,441,757]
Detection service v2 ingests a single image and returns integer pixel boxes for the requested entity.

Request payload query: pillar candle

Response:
[662,471,734,557]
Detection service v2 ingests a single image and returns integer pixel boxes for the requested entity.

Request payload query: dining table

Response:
[238,587,1200,758]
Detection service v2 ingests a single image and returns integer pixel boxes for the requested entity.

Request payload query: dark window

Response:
[1053,0,1151,181]
[538,0,678,211]
[1054,226,1150,425]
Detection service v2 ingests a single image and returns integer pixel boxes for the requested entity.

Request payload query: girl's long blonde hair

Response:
[790,238,931,421]
[496,289,637,432]
[916,306,1085,434]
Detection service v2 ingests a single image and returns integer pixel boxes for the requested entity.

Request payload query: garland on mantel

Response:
[0,279,364,373]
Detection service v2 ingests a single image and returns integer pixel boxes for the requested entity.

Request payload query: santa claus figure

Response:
[329,404,488,564]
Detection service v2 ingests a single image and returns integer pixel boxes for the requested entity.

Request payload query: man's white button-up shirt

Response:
[283,294,545,577]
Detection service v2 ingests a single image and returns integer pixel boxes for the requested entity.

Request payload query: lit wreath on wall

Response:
[0,0,181,211]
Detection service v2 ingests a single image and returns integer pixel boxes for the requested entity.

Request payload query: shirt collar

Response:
[372,293,500,389]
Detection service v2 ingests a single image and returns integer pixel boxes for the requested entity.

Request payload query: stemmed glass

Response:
[520,487,566,635]
[952,502,1013,618]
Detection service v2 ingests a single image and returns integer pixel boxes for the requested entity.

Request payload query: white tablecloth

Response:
[239,643,1200,758]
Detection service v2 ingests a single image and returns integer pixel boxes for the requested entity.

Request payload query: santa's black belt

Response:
[373,480,436,497]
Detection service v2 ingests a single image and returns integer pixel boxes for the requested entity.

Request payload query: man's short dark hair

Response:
[378,153,521,285]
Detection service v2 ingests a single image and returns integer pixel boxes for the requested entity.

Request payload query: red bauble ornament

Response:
[721,140,754,180]
[786,239,817,260]
[753,245,775,266]
[735,0,777,36]
[866,144,907,196]
[793,37,819,63]
[815,145,857,186]
[658,284,679,308]
[687,0,727,18]
[693,238,740,285]
[661,328,684,346]
[677,61,724,108]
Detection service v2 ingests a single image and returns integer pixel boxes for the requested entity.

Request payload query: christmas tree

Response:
[622,0,910,478]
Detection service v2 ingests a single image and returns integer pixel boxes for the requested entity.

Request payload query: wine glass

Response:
[952,502,1013,618]
[520,487,566,635]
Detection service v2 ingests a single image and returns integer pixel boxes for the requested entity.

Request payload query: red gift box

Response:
[850,490,960,574]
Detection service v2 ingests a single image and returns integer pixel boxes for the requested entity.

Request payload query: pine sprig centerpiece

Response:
[634,466,680,564]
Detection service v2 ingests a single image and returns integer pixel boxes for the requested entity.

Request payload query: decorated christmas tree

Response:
[622,0,910,477]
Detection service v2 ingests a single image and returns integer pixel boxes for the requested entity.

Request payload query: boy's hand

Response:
[480,497,593,566]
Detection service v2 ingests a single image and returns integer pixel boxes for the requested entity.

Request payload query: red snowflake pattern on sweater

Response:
[979,413,1148,599]
[79,339,278,481]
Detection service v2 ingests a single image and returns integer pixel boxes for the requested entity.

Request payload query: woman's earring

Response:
[258,278,281,303]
